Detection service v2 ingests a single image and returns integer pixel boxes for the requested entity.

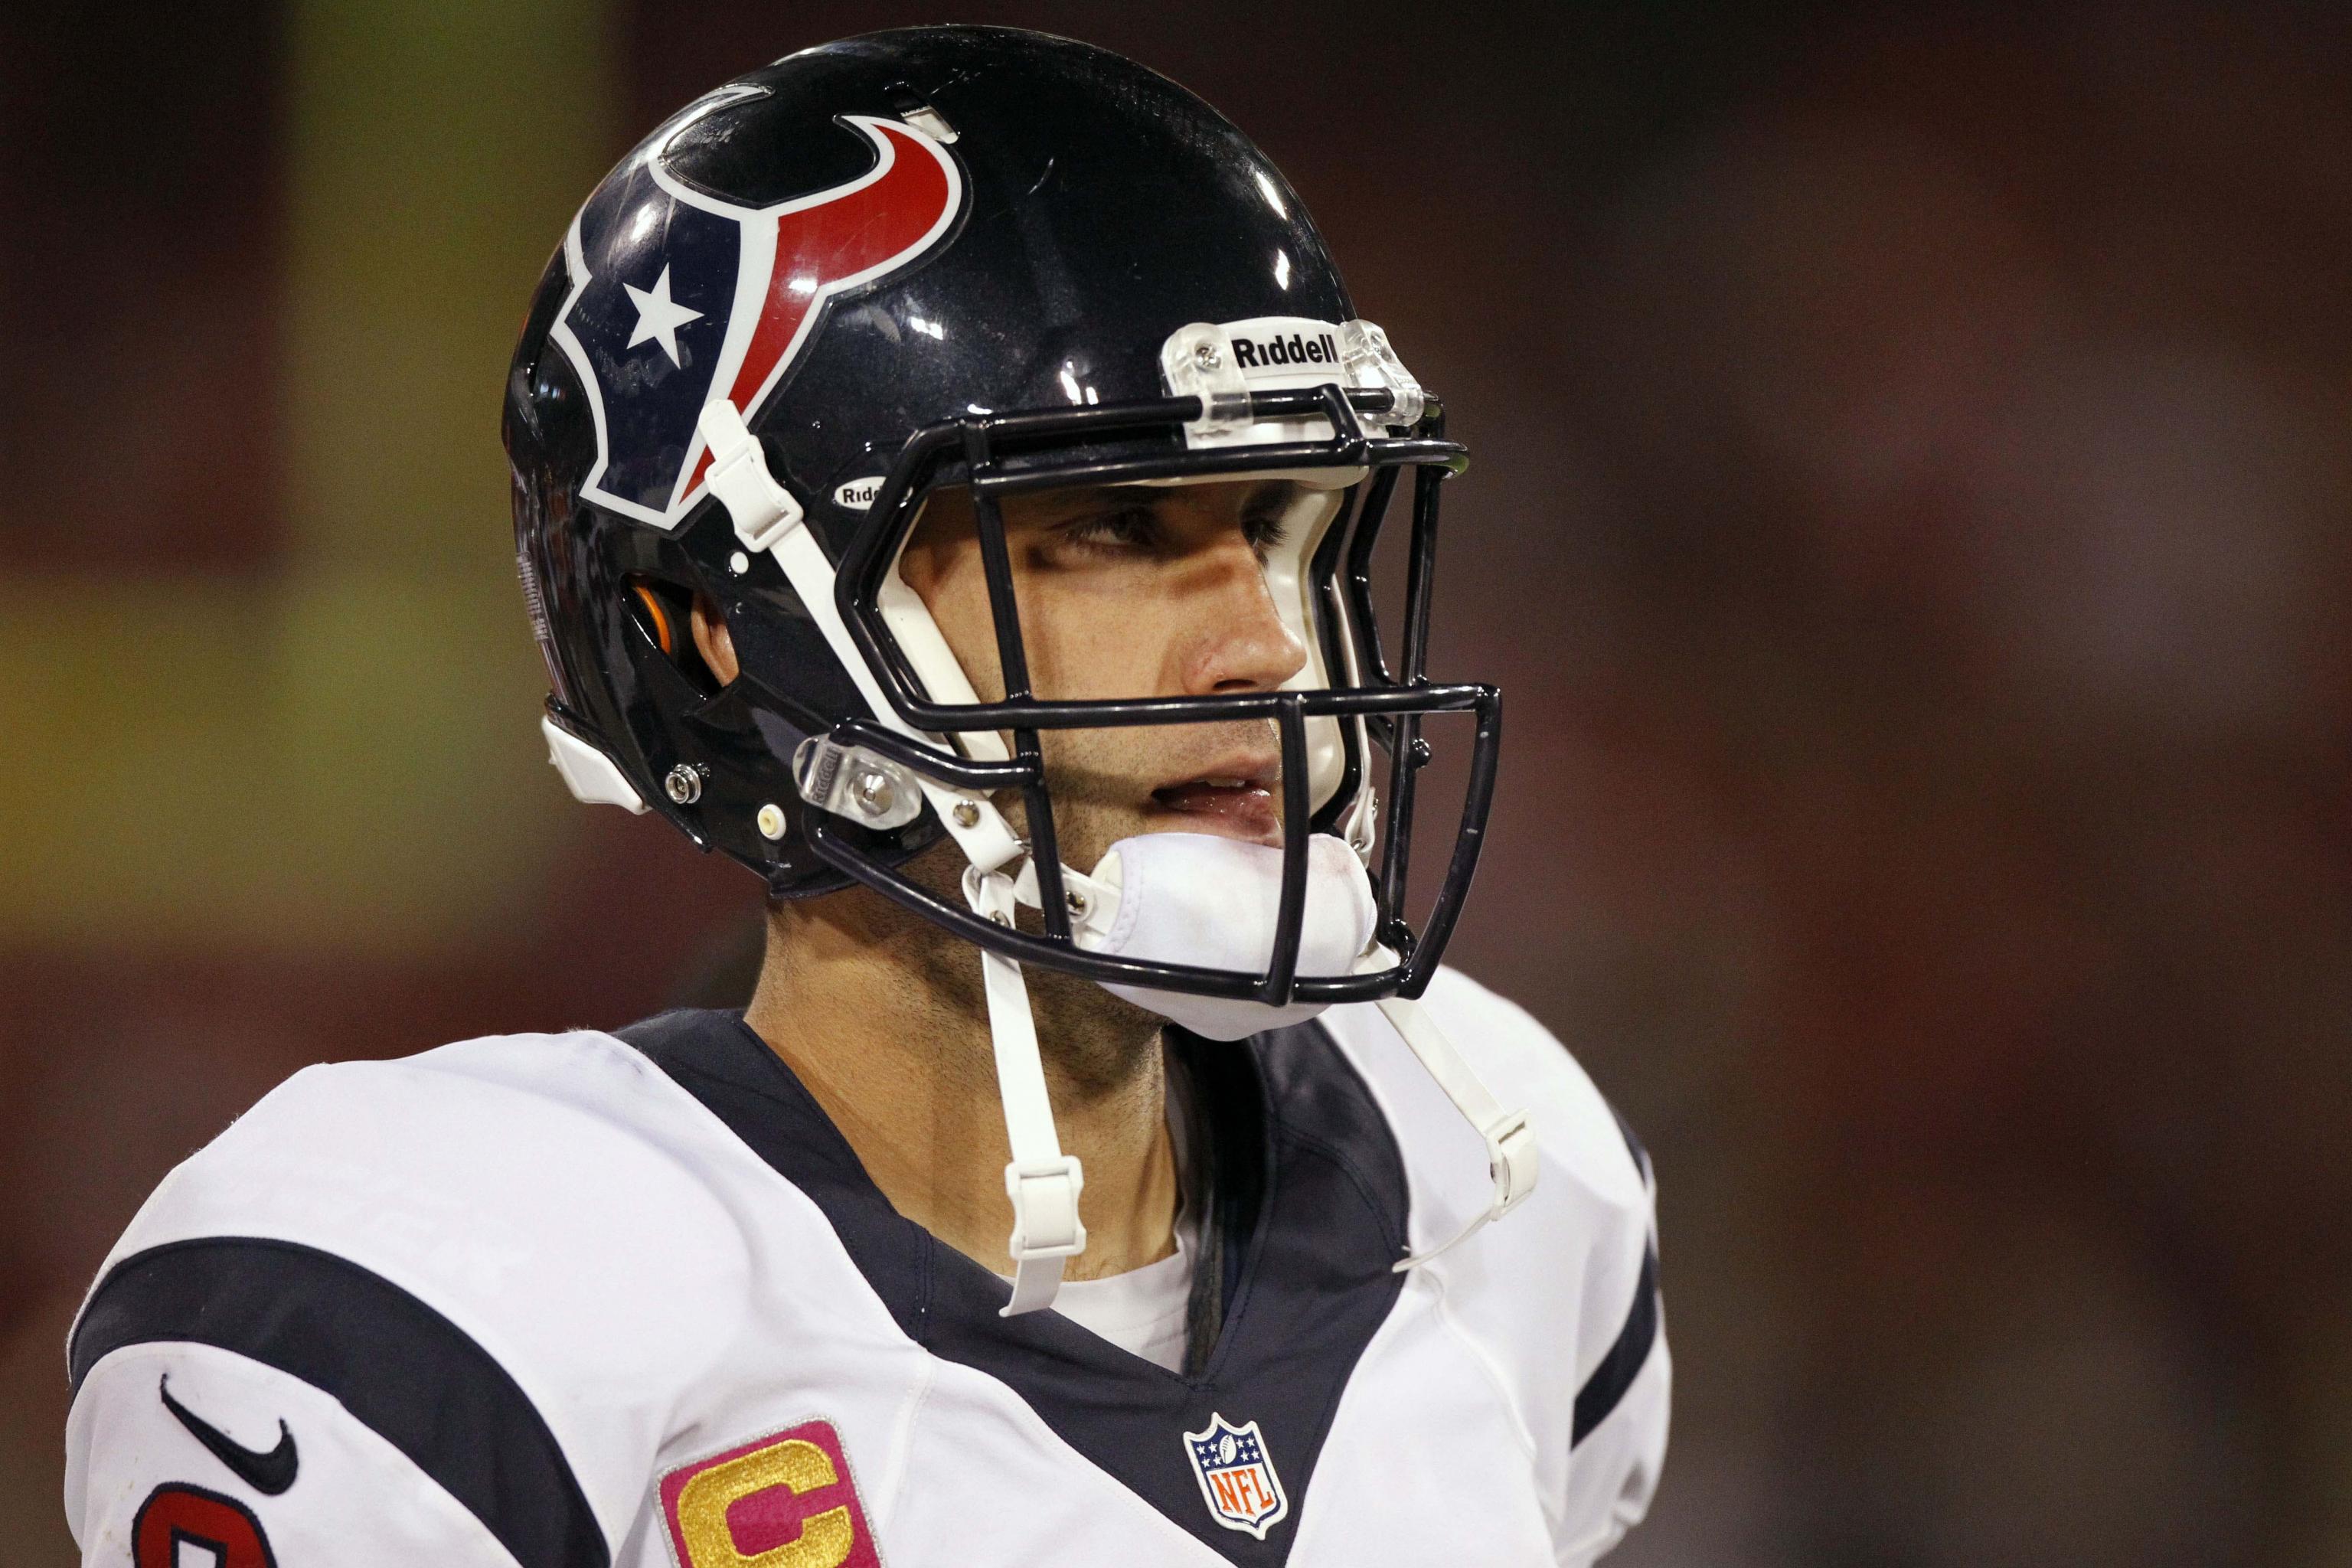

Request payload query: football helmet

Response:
[505,26,1530,1308]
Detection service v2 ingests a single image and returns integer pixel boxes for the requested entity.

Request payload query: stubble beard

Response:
[792,717,1282,1100]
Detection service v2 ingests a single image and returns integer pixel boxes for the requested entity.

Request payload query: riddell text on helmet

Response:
[1230,330,1341,370]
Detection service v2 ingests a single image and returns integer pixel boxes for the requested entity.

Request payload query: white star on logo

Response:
[624,264,702,368]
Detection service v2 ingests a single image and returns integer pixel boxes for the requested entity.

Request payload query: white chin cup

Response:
[1075,831,1378,1040]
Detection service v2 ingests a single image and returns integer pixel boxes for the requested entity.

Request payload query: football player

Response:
[64,27,1665,1567]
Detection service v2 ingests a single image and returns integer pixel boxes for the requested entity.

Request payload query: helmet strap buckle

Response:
[698,400,805,552]
[1376,992,1540,1272]
[1005,1157,1088,1261]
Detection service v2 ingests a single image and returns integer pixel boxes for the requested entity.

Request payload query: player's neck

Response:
[744,887,1179,1282]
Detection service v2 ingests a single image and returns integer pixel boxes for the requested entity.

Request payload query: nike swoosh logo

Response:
[159,1374,299,1496]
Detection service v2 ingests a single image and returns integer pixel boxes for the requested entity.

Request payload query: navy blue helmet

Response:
[503,25,1499,1009]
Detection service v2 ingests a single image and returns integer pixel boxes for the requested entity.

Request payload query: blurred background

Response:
[7,1,2351,1563]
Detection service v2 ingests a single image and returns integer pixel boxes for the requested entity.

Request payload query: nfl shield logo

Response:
[1182,1413,1289,1538]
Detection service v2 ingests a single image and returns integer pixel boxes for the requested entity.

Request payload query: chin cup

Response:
[1065,831,1378,1038]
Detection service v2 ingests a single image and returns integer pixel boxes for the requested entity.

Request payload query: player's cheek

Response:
[1031,589,1170,701]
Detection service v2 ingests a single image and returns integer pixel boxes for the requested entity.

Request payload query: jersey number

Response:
[133,1483,276,1568]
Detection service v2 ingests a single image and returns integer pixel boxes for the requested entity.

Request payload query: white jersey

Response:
[64,966,1666,1567]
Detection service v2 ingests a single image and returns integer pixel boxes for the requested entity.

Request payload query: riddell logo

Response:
[1232,331,1340,371]
[833,476,885,511]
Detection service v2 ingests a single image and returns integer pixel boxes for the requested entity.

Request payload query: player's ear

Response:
[690,594,740,685]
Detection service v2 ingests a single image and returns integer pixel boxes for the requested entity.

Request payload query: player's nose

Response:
[1179,538,1308,695]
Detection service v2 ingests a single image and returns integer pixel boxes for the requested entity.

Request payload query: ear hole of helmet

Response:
[626,577,720,694]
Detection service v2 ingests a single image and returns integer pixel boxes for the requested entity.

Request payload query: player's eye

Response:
[1242,509,1290,562]
[1060,506,1163,552]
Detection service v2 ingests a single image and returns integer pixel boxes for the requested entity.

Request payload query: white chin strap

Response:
[962,865,1087,1314]
[1374,990,1540,1268]
[701,403,1073,1315]
[694,401,1534,1314]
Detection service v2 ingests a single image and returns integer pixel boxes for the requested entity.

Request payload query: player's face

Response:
[900,479,1316,871]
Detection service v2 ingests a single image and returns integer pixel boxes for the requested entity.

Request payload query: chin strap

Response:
[966,866,1086,1314]
[700,400,1081,1315]
[1376,993,1540,1271]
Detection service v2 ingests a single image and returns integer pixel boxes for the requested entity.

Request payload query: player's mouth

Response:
[1148,755,1282,847]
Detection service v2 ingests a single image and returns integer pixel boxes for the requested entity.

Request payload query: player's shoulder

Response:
[1314,965,1666,1517]
[67,1022,887,1560]
[80,1026,769,1408]
[1319,964,1651,1225]
[1423,965,1651,1204]
[1312,962,1659,1397]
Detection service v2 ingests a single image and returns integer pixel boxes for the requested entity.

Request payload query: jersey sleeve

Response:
[64,1032,757,1568]
[66,1336,544,1567]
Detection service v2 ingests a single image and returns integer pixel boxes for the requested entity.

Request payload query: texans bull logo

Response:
[550,100,964,528]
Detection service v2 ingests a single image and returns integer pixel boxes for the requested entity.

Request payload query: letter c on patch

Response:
[661,1420,880,1568]
[678,1440,848,1568]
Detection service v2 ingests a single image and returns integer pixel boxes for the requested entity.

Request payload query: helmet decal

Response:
[549,108,964,528]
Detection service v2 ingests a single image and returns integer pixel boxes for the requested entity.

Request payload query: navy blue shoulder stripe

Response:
[1607,1100,1653,1188]
[1571,1241,1661,1447]
[70,1236,609,1568]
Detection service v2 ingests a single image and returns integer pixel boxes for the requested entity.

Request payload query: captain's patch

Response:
[660,1419,879,1568]
[1183,1413,1289,1539]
